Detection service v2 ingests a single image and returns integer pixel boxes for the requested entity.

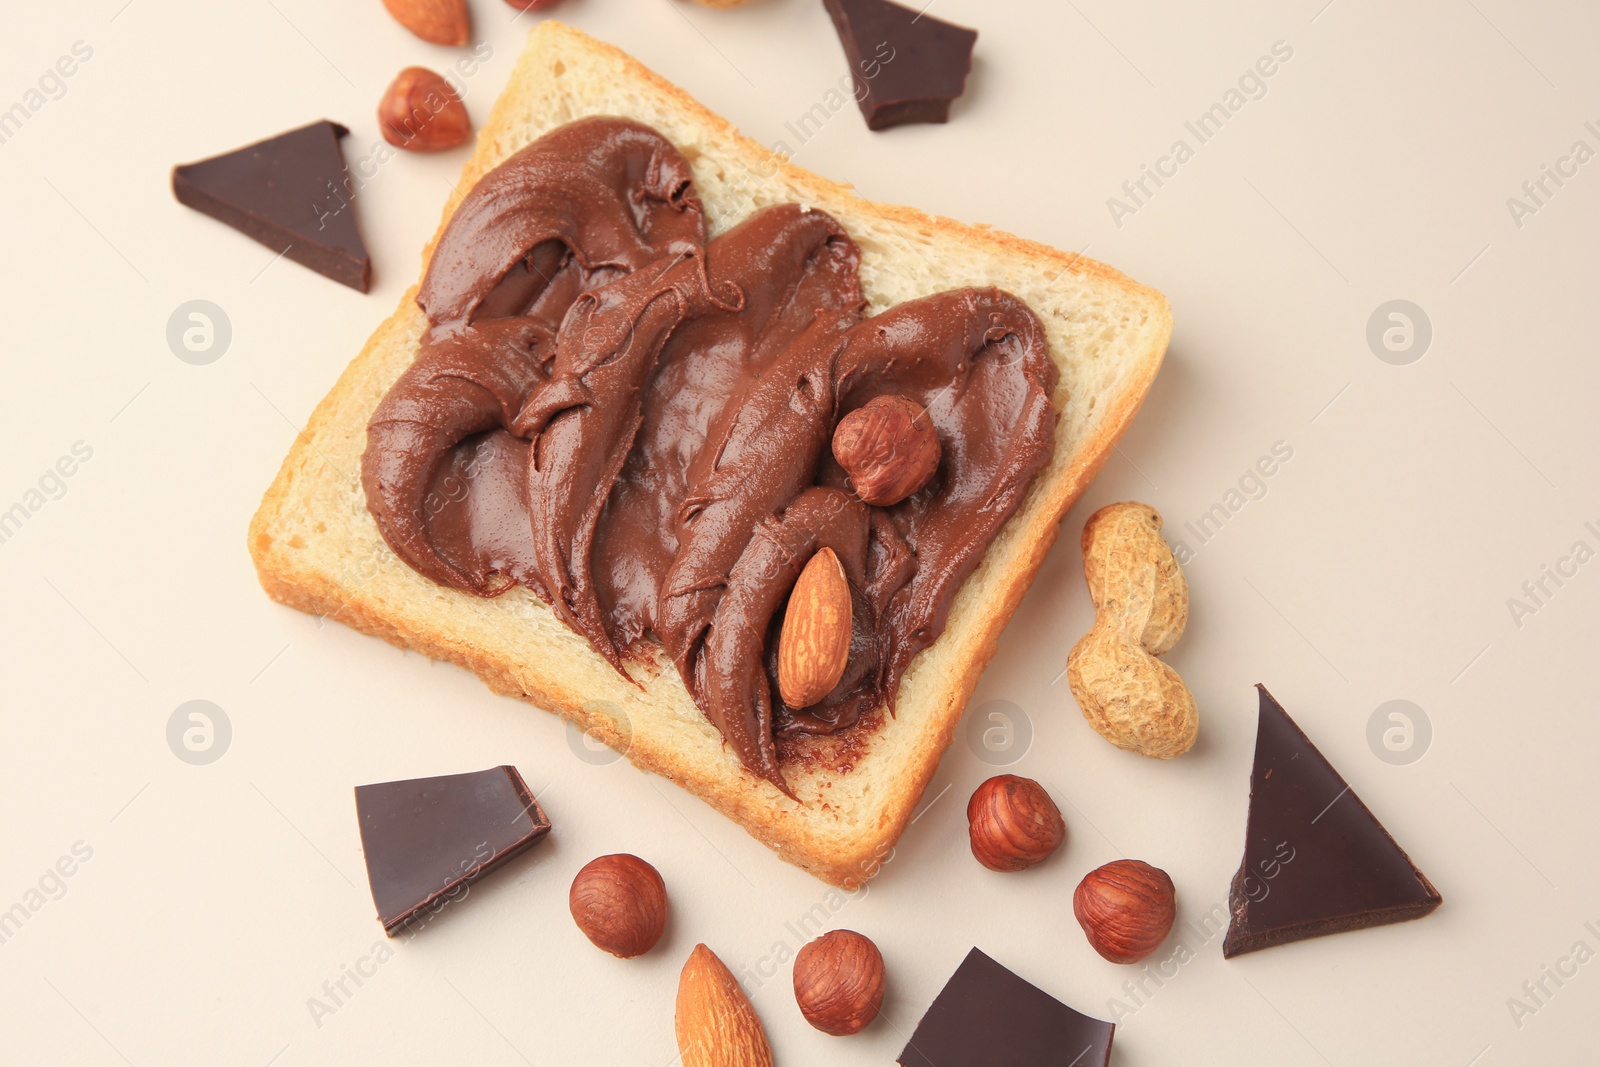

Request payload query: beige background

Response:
[3,0,1597,1063]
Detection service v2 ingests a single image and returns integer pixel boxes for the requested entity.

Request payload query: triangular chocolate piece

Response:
[823,0,976,131]
[173,120,371,291]
[1223,687,1442,957]
[899,948,1114,1067]
[355,765,551,935]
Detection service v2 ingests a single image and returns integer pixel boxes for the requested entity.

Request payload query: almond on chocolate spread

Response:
[360,116,1058,794]
[777,547,855,710]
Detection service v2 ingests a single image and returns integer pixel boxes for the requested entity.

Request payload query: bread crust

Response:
[248,21,1172,887]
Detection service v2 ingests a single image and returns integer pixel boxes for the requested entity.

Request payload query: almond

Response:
[381,0,470,47]
[777,547,852,709]
[676,944,775,1067]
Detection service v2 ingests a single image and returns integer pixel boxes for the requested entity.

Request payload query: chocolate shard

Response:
[355,765,551,936]
[898,948,1113,1067]
[172,120,371,291]
[822,0,977,131]
[1223,686,1442,958]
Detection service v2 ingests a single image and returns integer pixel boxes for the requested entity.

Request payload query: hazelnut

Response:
[569,854,667,958]
[793,930,885,1036]
[503,0,563,9]
[378,67,472,153]
[965,774,1066,872]
[832,395,941,506]
[1073,859,1176,964]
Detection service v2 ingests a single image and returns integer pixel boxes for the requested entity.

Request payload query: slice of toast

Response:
[248,21,1172,887]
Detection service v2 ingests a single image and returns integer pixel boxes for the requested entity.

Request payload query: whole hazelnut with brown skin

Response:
[793,930,885,1036]
[569,854,667,958]
[378,67,472,153]
[966,774,1066,872]
[503,0,562,9]
[1073,859,1176,964]
[832,395,941,506]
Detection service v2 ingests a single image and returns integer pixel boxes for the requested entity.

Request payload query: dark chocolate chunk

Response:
[822,0,977,131]
[1223,686,1442,958]
[355,765,551,935]
[898,948,1114,1067]
[172,120,372,291]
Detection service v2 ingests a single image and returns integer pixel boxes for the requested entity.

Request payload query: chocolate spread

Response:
[363,117,1058,794]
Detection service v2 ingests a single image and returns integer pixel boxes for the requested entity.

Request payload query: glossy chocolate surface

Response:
[899,948,1114,1067]
[823,0,977,130]
[355,765,551,935]
[172,120,371,291]
[1223,686,1442,957]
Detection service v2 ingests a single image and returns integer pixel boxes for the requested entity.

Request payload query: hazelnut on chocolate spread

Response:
[362,117,1058,793]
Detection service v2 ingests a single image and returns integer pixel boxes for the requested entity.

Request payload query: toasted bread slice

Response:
[248,21,1171,887]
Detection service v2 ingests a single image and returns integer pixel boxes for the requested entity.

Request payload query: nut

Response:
[503,0,563,9]
[793,930,885,1036]
[832,395,941,506]
[777,547,852,708]
[1065,502,1198,759]
[378,68,472,153]
[1073,859,1177,964]
[965,775,1066,872]
[676,943,775,1067]
[569,854,667,958]
[381,0,469,46]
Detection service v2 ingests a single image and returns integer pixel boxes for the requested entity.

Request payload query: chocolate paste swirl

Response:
[362,117,1058,794]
